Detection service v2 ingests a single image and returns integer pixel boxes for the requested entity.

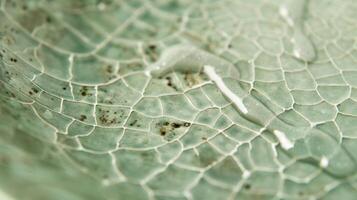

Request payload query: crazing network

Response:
[1,0,357,199]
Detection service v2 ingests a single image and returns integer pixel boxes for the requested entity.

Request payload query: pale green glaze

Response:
[1,0,357,199]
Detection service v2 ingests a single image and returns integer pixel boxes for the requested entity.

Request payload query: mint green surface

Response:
[1,0,357,199]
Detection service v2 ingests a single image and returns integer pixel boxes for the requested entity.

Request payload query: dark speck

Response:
[171,123,181,128]
[46,16,52,23]
[32,88,39,93]
[80,86,92,97]
[129,119,138,126]
[165,76,178,91]
[5,91,15,98]
[244,184,251,190]
[160,128,166,136]
[79,115,87,121]
[148,44,156,50]
[106,65,113,73]
[183,122,191,127]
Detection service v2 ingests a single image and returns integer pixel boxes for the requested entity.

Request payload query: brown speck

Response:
[148,44,156,50]
[79,115,87,121]
[106,65,113,73]
[160,127,166,136]
[5,91,15,98]
[46,16,52,23]
[244,184,251,190]
[171,123,181,129]
[32,88,39,93]
[145,44,158,62]
[99,115,108,124]
[98,109,118,126]
[80,86,93,97]
[165,76,178,91]
[129,119,138,126]
[183,122,191,127]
